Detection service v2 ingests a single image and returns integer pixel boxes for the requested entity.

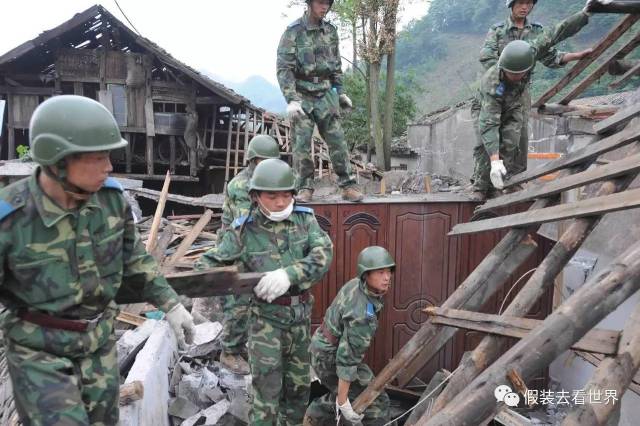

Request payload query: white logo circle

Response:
[494,385,512,402]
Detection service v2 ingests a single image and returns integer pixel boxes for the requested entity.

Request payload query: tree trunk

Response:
[352,19,358,71]
[382,43,396,171]
[369,60,384,170]
[424,238,640,425]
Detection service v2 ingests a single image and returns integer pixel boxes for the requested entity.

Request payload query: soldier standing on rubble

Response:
[217,134,280,376]
[467,1,595,201]
[304,246,395,426]
[277,0,364,203]
[196,158,333,425]
[0,95,195,425]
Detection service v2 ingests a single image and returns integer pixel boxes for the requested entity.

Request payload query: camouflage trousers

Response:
[470,98,529,191]
[292,89,356,190]
[306,347,390,426]
[248,302,312,426]
[5,334,119,426]
[221,294,251,354]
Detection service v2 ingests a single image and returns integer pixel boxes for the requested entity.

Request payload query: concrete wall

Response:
[407,106,595,182]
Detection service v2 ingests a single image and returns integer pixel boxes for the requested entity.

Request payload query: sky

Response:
[0,0,430,86]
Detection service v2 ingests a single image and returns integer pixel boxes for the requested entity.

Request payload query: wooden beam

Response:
[425,307,620,355]
[504,120,640,187]
[558,30,640,105]
[0,86,55,96]
[224,108,234,183]
[594,103,640,135]
[533,15,640,108]
[6,94,14,160]
[450,187,640,235]
[146,136,154,175]
[564,297,640,425]
[424,239,640,425]
[164,210,213,267]
[127,187,223,209]
[608,59,640,76]
[115,266,265,303]
[119,381,144,406]
[352,209,544,412]
[610,60,640,89]
[477,152,640,213]
[532,14,639,107]
[145,171,171,253]
[169,135,176,174]
[243,108,250,166]
[575,351,640,396]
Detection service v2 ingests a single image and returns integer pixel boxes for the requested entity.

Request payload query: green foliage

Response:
[341,71,418,150]
[16,145,30,159]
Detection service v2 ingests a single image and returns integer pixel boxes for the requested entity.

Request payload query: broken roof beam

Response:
[504,119,640,187]
[533,14,639,108]
[351,204,545,412]
[115,267,264,304]
[424,307,620,355]
[476,151,640,213]
[558,29,640,105]
[423,238,640,425]
[450,186,640,235]
[563,297,640,426]
[429,149,640,416]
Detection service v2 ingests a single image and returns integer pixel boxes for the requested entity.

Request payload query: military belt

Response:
[271,291,311,306]
[319,322,339,346]
[295,74,330,84]
[18,309,104,332]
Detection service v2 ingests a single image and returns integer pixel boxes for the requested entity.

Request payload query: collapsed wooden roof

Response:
[0,4,262,111]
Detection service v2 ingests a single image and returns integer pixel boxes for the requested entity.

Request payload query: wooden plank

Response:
[504,120,640,187]
[165,210,213,266]
[425,307,620,355]
[6,95,14,160]
[450,187,640,235]
[127,187,223,208]
[119,381,144,406]
[559,30,640,105]
[0,85,55,96]
[98,90,114,114]
[594,102,640,135]
[124,133,132,173]
[209,107,217,150]
[144,97,155,137]
[224,108,234,183]
[477,152,640,213]
[145,171,171,253]
[116,311,147,327]
[73,82,84,96]
[234,109,241,176]
[494,408,532,426]
[533,14,639,107]
[146,136,154,175]
[575,351,640,396]
[169,135,176,174]
[243,108,250,166]
[115,266,265,303]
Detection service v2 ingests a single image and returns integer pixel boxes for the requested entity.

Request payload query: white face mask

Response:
[259,199,294,222]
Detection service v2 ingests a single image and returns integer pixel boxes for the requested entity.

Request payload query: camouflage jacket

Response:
[312,278,384,382]
[277,11,344,103]
[196,205,333,294]
[220,166,253,232]
[478,11,589,156]
[479,15,564,71]
[0,170,180,318]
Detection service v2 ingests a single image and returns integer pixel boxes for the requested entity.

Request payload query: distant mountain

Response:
[200,71,287,114]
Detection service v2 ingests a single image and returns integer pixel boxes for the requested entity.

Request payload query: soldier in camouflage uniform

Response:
[196,158,333,425]
[468,3,594,200]
[218,134,280,375]
[304,246,395,426]
[277,0,364,203]
[0,95,195,425]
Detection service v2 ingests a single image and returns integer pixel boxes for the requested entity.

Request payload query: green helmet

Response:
[249,158,296,192]
[498,40,535,74]
[30,95,128,165]
[506,0,537,7]
[357,246,396,280]
[306,0,334,7]
[246,135,280,161]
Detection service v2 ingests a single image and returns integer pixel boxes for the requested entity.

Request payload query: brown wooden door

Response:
[310,204,338,332]
[385,203,462,378]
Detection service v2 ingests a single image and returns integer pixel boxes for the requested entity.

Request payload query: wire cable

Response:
[498,268,537,315]
[113,0,142,36]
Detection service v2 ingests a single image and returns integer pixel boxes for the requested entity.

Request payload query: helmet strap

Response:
[42,162,92,202]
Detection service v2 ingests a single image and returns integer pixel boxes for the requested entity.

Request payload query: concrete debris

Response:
[181,399,231,426]
[168,397,200,419]
[186,321,223,358]
[117,319,159,370]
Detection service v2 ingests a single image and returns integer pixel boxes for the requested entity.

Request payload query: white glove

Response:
[490,159,507,190]
[339,94,353,109]
[165,304,196,349]
[286,101,306,122]
[336,398,364,424]
[254,269,291,303]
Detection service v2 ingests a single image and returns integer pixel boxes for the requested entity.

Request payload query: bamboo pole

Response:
[145,170,171,253]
